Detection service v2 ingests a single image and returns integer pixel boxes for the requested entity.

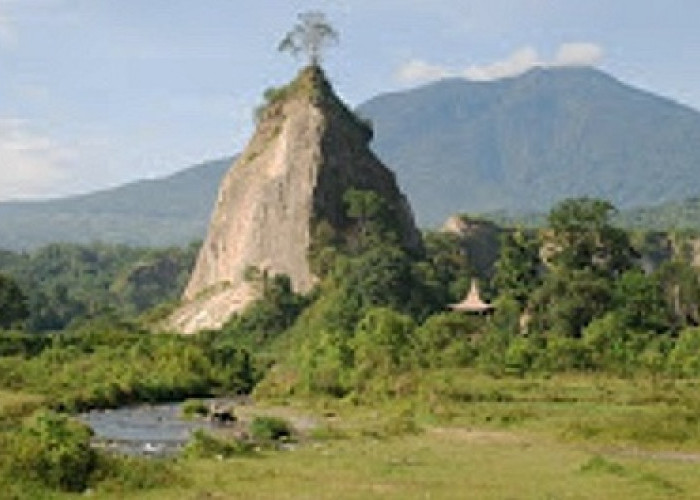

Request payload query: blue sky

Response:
[1,0,699,201]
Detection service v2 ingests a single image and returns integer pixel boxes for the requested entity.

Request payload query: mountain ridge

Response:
[0,158,231,250]
[358,66,700,225]
[3,66,700,249]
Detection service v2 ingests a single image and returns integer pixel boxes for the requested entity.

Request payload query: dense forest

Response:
[2,195,700,496]
[2,195,700,392]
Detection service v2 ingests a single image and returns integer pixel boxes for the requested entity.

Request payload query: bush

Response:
[0,331,257,412]
[352,308,416,383]
[181,399,210,419]
[0,332,51,357]
[536,335,592,373]
[582,313,651,374]
[413,312,478,369]
[668,327,700,377]
[183,429,251,459]
[504,336,537,376]
[6,410,96,492]
[298,328,352,397]
[250,416,294,442]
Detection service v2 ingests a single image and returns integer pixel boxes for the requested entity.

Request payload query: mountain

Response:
[3,66,700,250]
[0,158,231,250]
[616,198,700,231]
[358,66,700,226]
[169,66,421,334]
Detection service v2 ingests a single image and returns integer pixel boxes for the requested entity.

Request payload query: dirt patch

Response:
[604,447,700,463]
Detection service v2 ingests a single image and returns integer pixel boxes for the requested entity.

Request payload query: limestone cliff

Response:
[169,66,421,334]
[442,215,504,279]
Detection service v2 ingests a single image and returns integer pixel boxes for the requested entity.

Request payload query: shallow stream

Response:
[79,401,225,457]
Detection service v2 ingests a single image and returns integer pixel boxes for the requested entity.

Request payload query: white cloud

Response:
[463,47,539,81]
[554,42,604,67]
[0,119,74,200]
[396,59,452,84]
[396,42,604,84]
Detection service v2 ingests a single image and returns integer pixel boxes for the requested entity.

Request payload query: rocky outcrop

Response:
[169,66,421,334]
[442,215,504,279]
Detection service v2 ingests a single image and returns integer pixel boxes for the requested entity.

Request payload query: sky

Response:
[1,0,699,201]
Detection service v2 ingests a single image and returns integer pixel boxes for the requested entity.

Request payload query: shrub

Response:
[250,415,294,442]
[504,336,537,376]
[298,328,352,397]
[536,335,592,373]
[668,327,700,377]
[583,312,651,374]
[6,410,96,492]
[181,399,210,419]
[352,307,416,383]
[183,429,251,459]
[413,312,478,369]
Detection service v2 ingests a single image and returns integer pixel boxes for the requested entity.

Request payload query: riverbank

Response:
[3,372,700,498]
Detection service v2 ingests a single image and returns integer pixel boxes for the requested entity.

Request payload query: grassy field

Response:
[0,389,44,426]
[3,373,700,499]
[97,430,698,500]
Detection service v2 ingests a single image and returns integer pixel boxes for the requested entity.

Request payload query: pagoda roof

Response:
[449,279,494,312]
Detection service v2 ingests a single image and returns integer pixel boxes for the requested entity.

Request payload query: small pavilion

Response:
[449,279,494,315]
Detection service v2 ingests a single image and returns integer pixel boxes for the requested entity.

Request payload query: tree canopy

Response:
[278,11,339,66]
[544,197,634,276]
[0,273,28,329]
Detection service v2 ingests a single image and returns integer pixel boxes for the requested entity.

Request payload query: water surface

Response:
[79,401,221,456]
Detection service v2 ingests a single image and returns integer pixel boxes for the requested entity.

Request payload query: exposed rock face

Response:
[442,215,504,279]
[169,66,421,334]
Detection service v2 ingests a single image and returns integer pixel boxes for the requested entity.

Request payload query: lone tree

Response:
[278,11,339,66]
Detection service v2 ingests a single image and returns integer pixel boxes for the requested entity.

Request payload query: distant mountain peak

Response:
[359,66,700,226]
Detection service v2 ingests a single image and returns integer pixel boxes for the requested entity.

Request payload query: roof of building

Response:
[449,279,494,312]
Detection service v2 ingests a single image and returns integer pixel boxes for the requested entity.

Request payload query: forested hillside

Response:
[0,243,198,332]
[359,67,700,225]
[0,159,230,250]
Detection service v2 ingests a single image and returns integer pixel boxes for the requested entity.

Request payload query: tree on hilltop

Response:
[278,11,339,66]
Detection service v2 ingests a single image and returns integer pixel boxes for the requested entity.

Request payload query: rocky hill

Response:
[169,66,421,334]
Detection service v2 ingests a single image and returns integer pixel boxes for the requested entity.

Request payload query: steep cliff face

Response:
[442,215,504,279]
[169,66,421,334]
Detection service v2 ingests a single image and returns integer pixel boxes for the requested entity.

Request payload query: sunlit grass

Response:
[0,389,44,425]
[4,372,700,499]
[97,426,700,500]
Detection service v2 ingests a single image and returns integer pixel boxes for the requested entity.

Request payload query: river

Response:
[79,400,228,457]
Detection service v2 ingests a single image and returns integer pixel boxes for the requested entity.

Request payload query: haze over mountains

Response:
[2,66,700,250]
[0,159,230,250]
